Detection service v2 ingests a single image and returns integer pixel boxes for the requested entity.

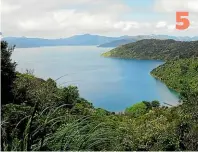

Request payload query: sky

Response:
[1,0,198,38]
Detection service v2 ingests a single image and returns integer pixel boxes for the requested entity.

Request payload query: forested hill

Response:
[102,39,198,60]
[151,58,198,92]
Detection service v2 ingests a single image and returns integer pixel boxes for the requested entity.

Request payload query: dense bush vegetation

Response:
[125,101,160,117]
[1,41,198,151]
[151,58,198,92]
[102,39,198,60]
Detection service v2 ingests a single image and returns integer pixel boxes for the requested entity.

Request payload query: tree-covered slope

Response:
[151,58,198,92]
[102,39,198,60]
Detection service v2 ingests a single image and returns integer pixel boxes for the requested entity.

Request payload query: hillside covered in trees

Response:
[102,39,198,60]
[1,41,198,151]
[151,58,198,92]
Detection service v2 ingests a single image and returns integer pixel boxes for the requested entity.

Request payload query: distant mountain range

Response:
[2,34,198,48]
[98,38,136,47]
[98,35,198,47]
[2,34,122,48]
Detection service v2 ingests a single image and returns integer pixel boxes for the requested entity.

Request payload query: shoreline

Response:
[102,54,180,95]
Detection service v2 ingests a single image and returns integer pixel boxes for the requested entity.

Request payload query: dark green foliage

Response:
[176,90,198,150]
[151,58,198,92]
[142,101,152,110]
[2,72,198,151]
[125,102,147,117]
[125,101,161,117]
[151,100,160,108]
[58,86,80,108]
[2,66,120,151]
[71,98,94,115]
[47,118,120,151]
[1,41,16,105]
[102,39,198,60]
[13,73,58,107]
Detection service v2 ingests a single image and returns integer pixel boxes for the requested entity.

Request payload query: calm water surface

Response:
[12,46,179,111]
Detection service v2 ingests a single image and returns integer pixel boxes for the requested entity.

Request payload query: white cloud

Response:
[1,1,21,13]
[113,21,140,31]
[154,0,198,12]
[190,21,198,29]
[156,21,167,28]
[167,25,175,30]
[1,0,134,37]
[1,0,198,38]
[187,1,198,12]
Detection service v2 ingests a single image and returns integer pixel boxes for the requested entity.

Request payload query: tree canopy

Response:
[102,39,198,60]
[151,58,198,92]
[1,41,16,105]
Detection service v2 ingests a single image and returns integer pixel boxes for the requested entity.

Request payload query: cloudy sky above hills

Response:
[1,0,198,38]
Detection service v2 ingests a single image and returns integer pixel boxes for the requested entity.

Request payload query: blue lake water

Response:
[12,46,179,112]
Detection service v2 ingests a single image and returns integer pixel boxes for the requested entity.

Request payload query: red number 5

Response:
[176,12,190,30]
